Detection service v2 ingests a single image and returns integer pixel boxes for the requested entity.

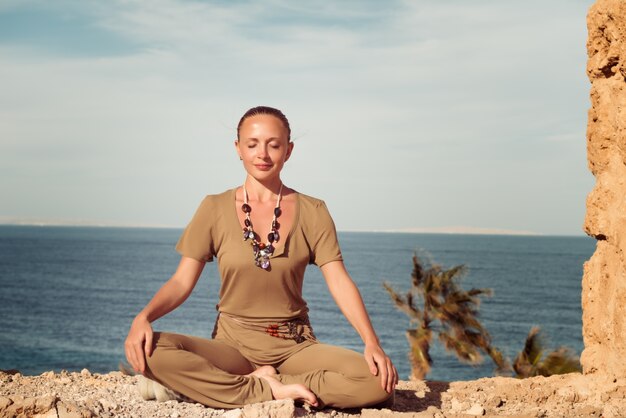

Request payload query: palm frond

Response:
[486,346,511,375]
[383,281,421,321]
[513,327,580,378]
[406,327,432,380]
[523,327,544,366]
[438,330,483,364]
[537,347,581,376]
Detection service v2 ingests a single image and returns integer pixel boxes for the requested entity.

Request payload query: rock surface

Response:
[582,0,626,378]
[2,370,626,418]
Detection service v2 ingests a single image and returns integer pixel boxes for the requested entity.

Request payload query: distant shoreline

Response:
[346,226,543,236]
[0,221,589,237]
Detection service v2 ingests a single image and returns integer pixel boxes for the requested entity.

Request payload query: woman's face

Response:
[235,114,293,182]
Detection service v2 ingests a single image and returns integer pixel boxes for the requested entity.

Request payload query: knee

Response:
[344,359,394,407]
[359,375,394,407]
[144,332,183,376]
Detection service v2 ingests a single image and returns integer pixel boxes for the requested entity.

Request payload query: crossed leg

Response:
[144,332,317,409]
[274,343,393,409]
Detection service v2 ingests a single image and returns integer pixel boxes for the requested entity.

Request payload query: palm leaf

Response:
[406,327,432,380]
[537,347,581,376]
[383,281,421,321]
[513,327,580,378]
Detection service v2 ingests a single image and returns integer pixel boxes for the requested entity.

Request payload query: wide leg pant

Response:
[144,314,393,409]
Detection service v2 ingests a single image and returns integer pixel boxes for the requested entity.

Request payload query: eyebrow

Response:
[243,137,281,142]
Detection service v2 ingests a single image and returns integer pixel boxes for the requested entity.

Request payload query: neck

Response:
[243,176,283,202]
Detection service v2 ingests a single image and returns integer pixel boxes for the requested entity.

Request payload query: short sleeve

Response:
[175,196,215,262]
[310,201,343,267]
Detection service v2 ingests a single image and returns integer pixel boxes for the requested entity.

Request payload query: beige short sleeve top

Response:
[175,188,343,320]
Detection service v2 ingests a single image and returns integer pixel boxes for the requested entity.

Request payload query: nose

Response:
[257,145,269,159]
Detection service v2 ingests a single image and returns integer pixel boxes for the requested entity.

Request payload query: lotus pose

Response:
[124,106,398,409]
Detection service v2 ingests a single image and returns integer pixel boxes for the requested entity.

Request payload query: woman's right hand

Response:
[125,314,153,374]
[123,256,205,374]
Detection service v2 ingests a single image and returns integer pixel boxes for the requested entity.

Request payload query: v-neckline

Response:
[230,187,300,258]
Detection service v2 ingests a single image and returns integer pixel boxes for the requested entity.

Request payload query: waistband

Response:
[215,312,316,344]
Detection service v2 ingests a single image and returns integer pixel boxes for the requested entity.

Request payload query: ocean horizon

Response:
[0,220,586,237]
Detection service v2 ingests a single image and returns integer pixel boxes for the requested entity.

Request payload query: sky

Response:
[0,0,596,236]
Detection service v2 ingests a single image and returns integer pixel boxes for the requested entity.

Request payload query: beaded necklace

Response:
[241,183,282,270]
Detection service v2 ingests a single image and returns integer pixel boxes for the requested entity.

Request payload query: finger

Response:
[126,345,138,372]
[384,359,391,392]
[135,344,146,374]
[365,354,378,376]
[394,364,399,386]
[391,363,398,388]
[378,357,388,391]
[124,346,134,371]
[144,331,153,357]
[387,357,396,393]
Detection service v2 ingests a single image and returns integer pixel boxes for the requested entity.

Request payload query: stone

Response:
[486,395,503,408]
[34,409,59,418]
[450,397,466,412]
[221,409,243,418]
[242,399,294,418]
[0,396,13,410]
[465,403,485,416]
[56,400,91,418]
[577,404,602,416]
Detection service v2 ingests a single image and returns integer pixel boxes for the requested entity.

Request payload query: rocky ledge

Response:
[2,370,626,418]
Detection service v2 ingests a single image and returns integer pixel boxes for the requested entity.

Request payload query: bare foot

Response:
[257,375,318,407]
[248,365,277,378]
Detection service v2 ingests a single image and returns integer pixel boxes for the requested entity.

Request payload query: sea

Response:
[0,225,595,382]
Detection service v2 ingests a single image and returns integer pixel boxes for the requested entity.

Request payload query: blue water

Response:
[0,225,595,381]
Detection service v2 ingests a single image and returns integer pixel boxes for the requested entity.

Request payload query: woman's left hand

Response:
[364,343,398,393]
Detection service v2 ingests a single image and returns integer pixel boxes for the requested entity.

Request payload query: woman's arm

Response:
[320,260,398,393]
[124,256,205,374]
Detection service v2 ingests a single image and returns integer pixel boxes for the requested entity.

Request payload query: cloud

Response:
[0,0,595,234]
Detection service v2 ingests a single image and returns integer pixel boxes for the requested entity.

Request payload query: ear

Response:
[234,139,242,160]
[284,141,294,162]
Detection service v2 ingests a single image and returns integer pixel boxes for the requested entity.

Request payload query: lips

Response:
[254,164,273,171]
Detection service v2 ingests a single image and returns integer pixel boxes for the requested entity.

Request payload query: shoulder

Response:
[197,188,235,207]
[189,188,235,221]
[296,191,329,209]
[295,191,333,217]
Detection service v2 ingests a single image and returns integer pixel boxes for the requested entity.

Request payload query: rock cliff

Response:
[582,0,626,377]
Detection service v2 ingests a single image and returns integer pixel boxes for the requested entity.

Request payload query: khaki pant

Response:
[145,313,393,409]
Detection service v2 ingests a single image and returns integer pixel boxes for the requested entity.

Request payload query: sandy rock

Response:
[242,399,295,418]
[2,370,626,417]
[449,398,468,412]
[57,400,93,418]
[464,403,485,416]
[222,409,244,418]
[1,395,57,417]
[485,395,502,409]
[583,0,626,378]
[361,408,433,417]
[0,397,12,410]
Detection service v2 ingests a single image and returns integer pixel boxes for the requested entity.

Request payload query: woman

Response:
[124,106,398,409]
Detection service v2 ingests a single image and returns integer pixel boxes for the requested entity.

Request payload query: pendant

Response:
[241,183,283,270]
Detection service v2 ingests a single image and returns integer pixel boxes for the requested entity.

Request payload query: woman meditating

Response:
[124,106,398,409]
